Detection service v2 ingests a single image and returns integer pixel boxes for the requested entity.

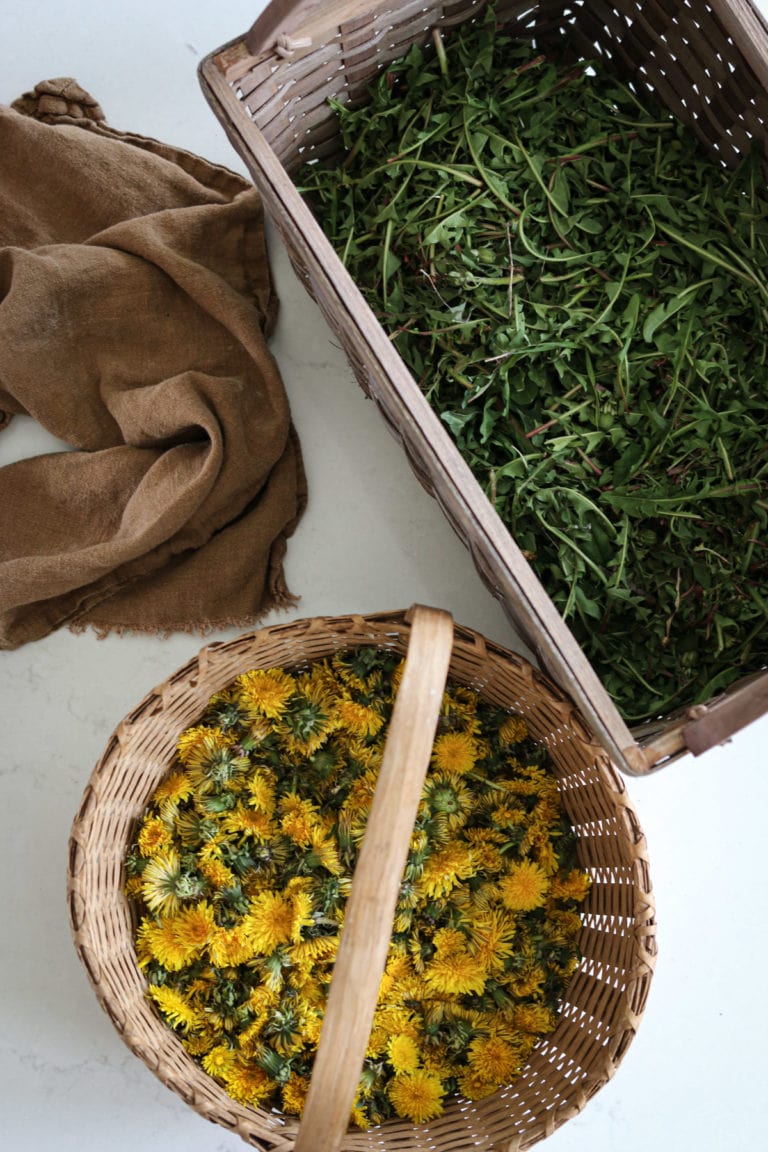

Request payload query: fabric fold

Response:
[0,79,306,649]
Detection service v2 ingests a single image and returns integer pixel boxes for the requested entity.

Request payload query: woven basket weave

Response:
[199,0,768,774]
[68,608,655,1151]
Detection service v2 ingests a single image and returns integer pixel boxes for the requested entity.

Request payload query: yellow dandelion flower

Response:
[307,826,343,875]
[196,837,226,863]
[424,937,487,997]
[393,910,412,934]
[432,926,467,956]
[183,1028,217,1056]
[235,667,296,719]
[205,687,236,711]
[336,697,385,739]
[198,856,236,890]
[299,1007,323,1047]
[222,805,274,841]
[419,842,475,899]
[183,740,249,794]
[465,826,506,845]
[385,946,414,981]
[372,1003,420,1042]
[378,950,412,1000]
[339,737,383,771]
[545,907,585,946]
[339,769,378,830]
[242,870,274,898]
[221,1059,272,1106]
[289,888,315,939]
[498,860,550,912]
[468,908,518,972]
[468,1034,521,1084]
[202,1044,238,1079]
[507,963,546,998]
[279,720,337,759]
[457,1066,498,1101]
[282,1072,310,1117]
[423,1000,483,1032]
[137,816,173,858]
[549,868,592,903]
[388,1070,444,1124]
[151,769,194,809]
[387,1034,420,1075]
[238,1018,268,1057]
[141,850,183,916]
[171,900,216,954]
[290,934,339,967]
[247,984,280,1017]
[142,909,211,972]
[124,875,144,901]
[366,1025,390,1060]
[177,725,233,765]
[350,1103,369,1130]
[419,1043,454,1082]
[147,984,201,1032]
[432,730,479,775]
[527,834,559,876]
[279,793,321,847]
[134,918,155,969]
[247,768,277,815]
[463,827,506,873]
[441,686,481,731]
[498,714,528,745]
[246,890,300,954]
[512,1003,557,1034]
[490,802,527,828]
[424,772,475,830]
[245,715,275,745]
[208,922,257,967]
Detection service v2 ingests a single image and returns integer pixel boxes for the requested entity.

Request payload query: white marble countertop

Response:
[2,3,767,1149]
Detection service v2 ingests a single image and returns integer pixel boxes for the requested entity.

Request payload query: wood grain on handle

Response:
[293,604,454,1152]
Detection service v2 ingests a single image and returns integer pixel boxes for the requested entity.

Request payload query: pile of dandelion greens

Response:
[126,646,590,1127]
[297,11,768,723]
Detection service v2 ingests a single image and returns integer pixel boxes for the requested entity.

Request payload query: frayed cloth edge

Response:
[67,589,301,642]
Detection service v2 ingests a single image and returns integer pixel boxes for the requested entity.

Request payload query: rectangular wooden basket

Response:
[200,0,768,775]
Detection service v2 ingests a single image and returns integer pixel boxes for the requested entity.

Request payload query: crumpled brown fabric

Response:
[0,79,307,650]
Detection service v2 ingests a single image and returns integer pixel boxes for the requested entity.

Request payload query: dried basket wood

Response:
[68,606,655,1152]
[198,0,768,774]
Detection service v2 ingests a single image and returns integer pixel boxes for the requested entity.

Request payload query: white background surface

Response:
[1,3,766,1150]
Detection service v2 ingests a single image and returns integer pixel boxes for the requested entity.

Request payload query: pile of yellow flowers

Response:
[125,645,591,1128]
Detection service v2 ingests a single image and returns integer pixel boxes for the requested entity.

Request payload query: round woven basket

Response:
[68,608,655,1151]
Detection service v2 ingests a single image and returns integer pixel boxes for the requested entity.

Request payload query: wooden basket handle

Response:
[634,669,768,769]
[682,672,768,756]
[293,604,454,1152]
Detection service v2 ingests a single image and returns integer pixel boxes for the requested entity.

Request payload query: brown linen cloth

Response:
[0,79,307,650]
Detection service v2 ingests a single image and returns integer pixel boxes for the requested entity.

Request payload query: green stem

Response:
[462,107,521,215]
[361,158,484,188]
[656,221,768,302]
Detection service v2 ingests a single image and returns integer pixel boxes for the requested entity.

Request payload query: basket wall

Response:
[200,0,768,772]
[68,611,655,1152]
[234,0,768,173]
